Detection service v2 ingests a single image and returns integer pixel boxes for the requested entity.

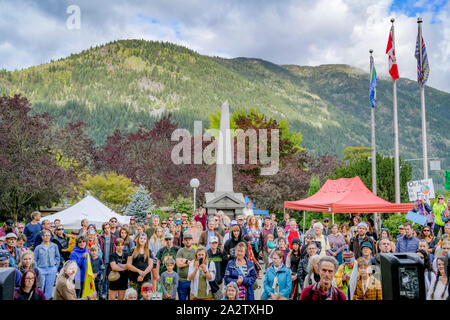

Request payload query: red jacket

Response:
[300,283,346,300]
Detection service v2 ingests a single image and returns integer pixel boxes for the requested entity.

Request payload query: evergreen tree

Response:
[124,185,153,222]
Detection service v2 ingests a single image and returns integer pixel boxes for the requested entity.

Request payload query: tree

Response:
[124,185,153,222]
[329,152,412,203]
[0,95,81,222]
[79,172,137,213]
[343,146,371,163]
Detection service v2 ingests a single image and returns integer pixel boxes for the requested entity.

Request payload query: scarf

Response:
[311,282,340,300]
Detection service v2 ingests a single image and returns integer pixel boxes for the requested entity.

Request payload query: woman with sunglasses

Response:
[69,235,91,298]
[14,269,46,300]
[419,226,438,255]
[432,195,446,236]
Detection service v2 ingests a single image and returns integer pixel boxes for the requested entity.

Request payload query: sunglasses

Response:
[162,222,167,224]
[57,228,64,231]
[78,240,86,243]
[141,286,152,292]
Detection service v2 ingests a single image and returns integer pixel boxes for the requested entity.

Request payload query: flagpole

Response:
[370,49,379,233]
[391,18,401,204]
[418,17,428,180]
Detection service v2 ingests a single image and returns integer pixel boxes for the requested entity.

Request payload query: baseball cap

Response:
[0,236,5,242]
[130,216,136,220]
[5,233,18,239]
[323,218,329,222]
[181,213,188,217]
[0,250,10,261]
[209,236,219,243]
[237,215,244,220]
[164,233,174,239]
[5,219,14,226]
[183,233,193,239]
[230,220,238,226]
[264,215,271,220]
[143,219,149,224]
[437,194,444,199]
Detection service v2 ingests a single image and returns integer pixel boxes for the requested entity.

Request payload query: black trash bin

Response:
[379,253,426,300]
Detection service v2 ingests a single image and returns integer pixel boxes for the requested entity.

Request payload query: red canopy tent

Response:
[284,176,414,213]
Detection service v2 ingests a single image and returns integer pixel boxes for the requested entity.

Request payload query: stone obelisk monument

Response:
[204,102,245,220]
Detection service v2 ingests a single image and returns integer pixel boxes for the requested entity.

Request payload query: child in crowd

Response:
[266,233,277,268]
[222,281,240,300]
[140,282,155,300]
[161,257,179,300]
[16,234,27,253]
[89,246,105,296]
[124,288,137,300]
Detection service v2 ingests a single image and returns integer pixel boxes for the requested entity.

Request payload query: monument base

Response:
[204,192,246,221]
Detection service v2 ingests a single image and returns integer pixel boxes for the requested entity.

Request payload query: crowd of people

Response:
[0,196,449,301]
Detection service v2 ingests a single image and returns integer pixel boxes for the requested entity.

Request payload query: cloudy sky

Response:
[1,0,449,92]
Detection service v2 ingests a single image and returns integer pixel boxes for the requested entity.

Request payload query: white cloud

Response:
[0,0,449,92]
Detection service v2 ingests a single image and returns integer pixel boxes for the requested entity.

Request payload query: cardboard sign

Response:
[407,179,435,202]
[405,211,427,226]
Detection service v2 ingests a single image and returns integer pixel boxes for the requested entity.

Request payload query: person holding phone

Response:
[188,246,216,300]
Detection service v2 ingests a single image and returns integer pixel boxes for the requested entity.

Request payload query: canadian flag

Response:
[386,29,399,80]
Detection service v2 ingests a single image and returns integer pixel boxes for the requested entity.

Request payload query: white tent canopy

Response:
[40,195,131,230]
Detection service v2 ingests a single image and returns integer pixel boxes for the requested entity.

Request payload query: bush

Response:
[382,214,408,238]
[170,196,194,218]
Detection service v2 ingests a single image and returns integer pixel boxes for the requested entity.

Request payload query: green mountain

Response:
[0,39,448,183]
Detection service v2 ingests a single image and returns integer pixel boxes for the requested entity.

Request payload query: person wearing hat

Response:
[335,250,357,299]
[156,232,180,276]
[198,218,223,250]
[0,249,22,288]
[175,232,196,300]
[412,198,434,228]
[207,235,225,299]
[1,232,21,267]
[432,195,446,236]
[128,216,138,240]
[349,222,375,259]
[360,241,376,265]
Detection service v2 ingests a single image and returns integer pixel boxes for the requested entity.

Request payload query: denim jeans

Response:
[177,280,191,300]
[38,266,58,299]
[101,263,110,299]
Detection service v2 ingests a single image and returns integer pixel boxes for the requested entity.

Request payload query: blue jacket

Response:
[70,246,91,282]
[262,264,292,300]
[224,258,257,300]
[1,244,21,267]
[395,235,420,253]
[34,242,60,268]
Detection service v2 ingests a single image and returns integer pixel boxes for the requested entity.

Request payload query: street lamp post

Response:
[190,178,200,214]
